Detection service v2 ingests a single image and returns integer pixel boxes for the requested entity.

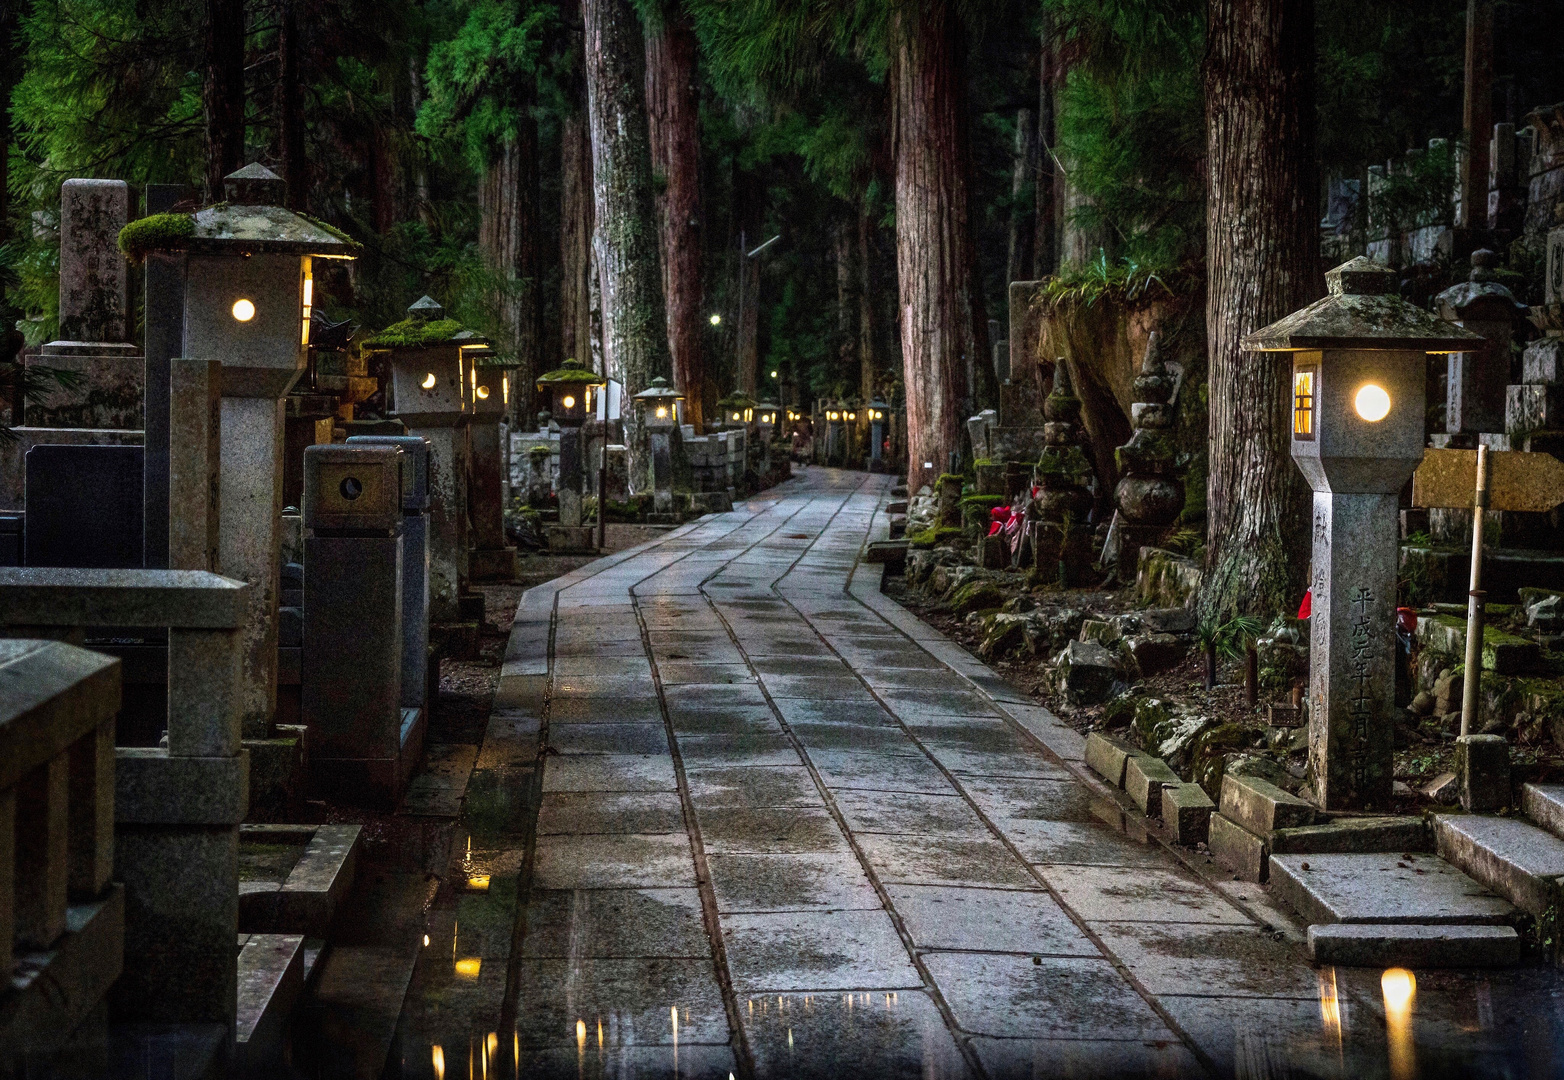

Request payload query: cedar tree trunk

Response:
[735,169,762,400]
[584,0,670,489]
[857,202,876,404]
[1201,0,1318,619]
[891,0,992,489]
[561,110,595,371]
[277,0,307,209]
[1033,16,1057,278]
[644,4,705,429]
[479,128,543,421]
[203,0,246,199]
[1006,106,1035,293]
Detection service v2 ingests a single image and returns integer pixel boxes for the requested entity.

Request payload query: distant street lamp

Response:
[709,314,721,326]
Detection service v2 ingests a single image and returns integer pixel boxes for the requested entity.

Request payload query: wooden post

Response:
[1460,443,1489,737]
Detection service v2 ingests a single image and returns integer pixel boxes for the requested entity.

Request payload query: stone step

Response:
[1212,813,1431,883]
[1432,812,1564,916]
[1307,923,1520,968]
[1520,783,1564,841]
[236,933,305,1077]
[1161,782,1214,844]
[1270,852,1516,927]
[1124,754,1179,815]
[1084,731,1134,787]
[1219,773,1314,836]
[239,824,362,937]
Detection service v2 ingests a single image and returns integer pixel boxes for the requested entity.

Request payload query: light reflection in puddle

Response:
[1383,967,1416,1080]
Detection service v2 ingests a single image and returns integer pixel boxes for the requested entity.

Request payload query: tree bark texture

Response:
[891,0,991,489]
[857,202,876,404]
[1033,17,1057,278]
[203,0,246,200]
[561,110,595,371]
[479,126,544,421]
[644,5,705,430]
[277,0,307,209]
[735,168,763,400]
[1202,0,1318,619]
[834,215,857,396]
[1006,106,1036,295]
[584,0,670,488]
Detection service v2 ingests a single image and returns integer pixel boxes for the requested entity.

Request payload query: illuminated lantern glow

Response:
[1292,366,1316,439]
[421,372,437,389]
[656,406,668,418]
[562,395,576,410]
[476,385,490,400]
[232,298,256,322]
[1354,382,1390,422]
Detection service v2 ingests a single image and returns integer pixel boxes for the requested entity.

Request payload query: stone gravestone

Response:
[25,180,143,430]
[23,444,143,568]
[142,182,199,570]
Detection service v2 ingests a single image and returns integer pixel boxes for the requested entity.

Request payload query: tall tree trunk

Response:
[891,0,991,489]
[857,202,876,405]
[277,0,306,209]
[644,4,705,429]
[1033,16,1057,278]
[1202,0,1318,619]
[735,170,763,400]
[408,53,431,224]
[561,110,595,370]
[203,0,246,199]
[1006,107,1035,293]
[834,215,856,396]
[479,126,543,421]
[584,0,670,489]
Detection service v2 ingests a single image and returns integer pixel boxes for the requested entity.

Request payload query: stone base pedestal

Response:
[1030,522,1092,586]
[1114,523,1164,582]
[1457,734,1510,811]
[469,546,516,581]
[26,344,144,430]
[544,526,596,554]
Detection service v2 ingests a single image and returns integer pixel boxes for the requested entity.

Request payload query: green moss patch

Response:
[117,212,196,262]
[363,318,465,348]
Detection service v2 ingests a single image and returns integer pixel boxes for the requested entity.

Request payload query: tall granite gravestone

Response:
[1244,258,1481,810]
[118,163,360,738]
[25,180,144,431]
[1437,249,1527,436]
[142,182,199,569]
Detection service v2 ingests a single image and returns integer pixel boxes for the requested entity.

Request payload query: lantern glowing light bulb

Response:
[476,385,490,400]
[562,394,576,410]
[231,298,256,322]
[1354,383,1391,422]
[656,406,668,419]
[421,372,437,389]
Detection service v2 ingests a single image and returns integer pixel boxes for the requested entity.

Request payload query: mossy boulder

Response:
[949,579,1005,616]
[1188,722,1259,801]
[1136,546,1201,609]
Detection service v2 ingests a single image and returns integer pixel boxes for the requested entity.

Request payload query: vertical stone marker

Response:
[1244,258,1483,809]
[118,162,361,737]
[29,179,143,430]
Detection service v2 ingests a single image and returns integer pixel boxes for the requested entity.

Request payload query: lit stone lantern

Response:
[634,376,684,515]
[867,397,890,472]
[365,296,483,622]
[1243,257,1483,810]
[119,162,359,738]
[536,358,607,547]
[756,401,781,439]
[825,401,846,464]
[716,390,757,432]
[469,345,519,581]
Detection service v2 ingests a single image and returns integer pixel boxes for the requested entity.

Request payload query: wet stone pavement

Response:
[390,468,1564,1079]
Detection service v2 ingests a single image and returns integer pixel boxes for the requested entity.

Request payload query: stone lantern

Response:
[633,376,684,516]
[867,397,890,472]
[716,390,757,432]
[756,401,781,438]
[536,358,607,550]
[364,296,487,623]
[1243,256,1483,810]
[1436,249,1527,436]
[824,401,847,465]
[469,346,519,581]
[119,162,359,738]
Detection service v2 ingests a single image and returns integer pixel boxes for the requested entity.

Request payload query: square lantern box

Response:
[366,296,480,622]
[635,377,684,516]
[1244,257,1482,811]
[121,162,360,739]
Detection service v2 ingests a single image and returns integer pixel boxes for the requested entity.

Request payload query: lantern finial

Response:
[223,163,286,207]
[408,295,445,322]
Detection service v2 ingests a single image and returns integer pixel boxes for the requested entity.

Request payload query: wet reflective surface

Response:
[378,469,1564,1079]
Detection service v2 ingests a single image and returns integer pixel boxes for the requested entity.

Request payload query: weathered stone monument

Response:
[367,297,477,622]
[1437,249,1527,437]
[1032,363,1095,585]
[26,180,143,431]
[469,351,518,580]
[118,162,360,740]
[1109,333,1185,580]
[1244,257,1481,809]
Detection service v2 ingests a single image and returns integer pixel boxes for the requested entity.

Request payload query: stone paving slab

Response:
[400,469,1564,1080]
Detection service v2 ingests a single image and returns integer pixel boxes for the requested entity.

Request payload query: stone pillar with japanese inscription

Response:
[1307,492,1401,809]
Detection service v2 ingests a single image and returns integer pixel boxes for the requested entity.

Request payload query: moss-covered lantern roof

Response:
[117,163,360,262]
[633,376,683,402]
[536,357,606,390]
[363,296,494,352]
[1242,257,1485,354]
[715,390,758,410]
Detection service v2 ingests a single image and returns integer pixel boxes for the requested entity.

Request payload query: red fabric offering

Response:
[1297,590,1312,619]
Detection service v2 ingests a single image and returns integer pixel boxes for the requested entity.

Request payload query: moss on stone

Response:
[117,212,196,262]
[949,579,1005,616]
[362,318,466,349]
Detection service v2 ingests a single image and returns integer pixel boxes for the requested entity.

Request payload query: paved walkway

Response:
[394,468,1558,1080]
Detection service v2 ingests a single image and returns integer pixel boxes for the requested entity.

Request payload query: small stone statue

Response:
[1031,362,1094,585]
[1110,332,1185,580]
